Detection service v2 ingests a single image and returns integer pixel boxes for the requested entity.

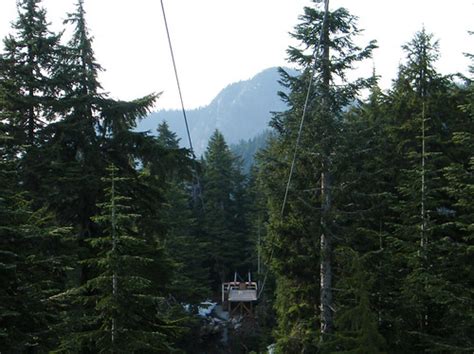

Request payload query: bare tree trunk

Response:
[111,167,117,349]
[320,168,333,335]
[420,101,426,250]
[319,0,333,338]
[28,103,35,145]
[420,101,429,330]
[27,41,35,145]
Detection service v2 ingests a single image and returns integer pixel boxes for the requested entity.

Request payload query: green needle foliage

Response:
[0,132,73,352]
[58,165,179,353]
[323,248,386,354]
[0,0,61,146]
[259,1,376,351]
[156,121,210,304]
[201,130,251,288]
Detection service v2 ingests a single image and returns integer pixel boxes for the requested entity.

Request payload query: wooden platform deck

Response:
[222,280,258,317]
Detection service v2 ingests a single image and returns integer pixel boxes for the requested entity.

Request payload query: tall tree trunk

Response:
[320,168,333,335]
[420,100,429,331]
[28,104,35,145]
[319,0,333,337]
[111,167,118,349]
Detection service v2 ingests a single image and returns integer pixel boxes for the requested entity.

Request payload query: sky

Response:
[0,0,472,110]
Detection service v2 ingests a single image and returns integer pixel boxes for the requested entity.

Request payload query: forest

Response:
[0,0,472,353]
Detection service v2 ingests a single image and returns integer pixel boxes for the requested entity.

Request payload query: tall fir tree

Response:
[0,10,73,349]
[0,0,63,201]
[0,130,72,352]
[434,39,474,351]
[327,72,396,352]
[201,130,251,287]
[156,121,210,304]
[381,29,466,352]
[259,1,376,350]
[36,0,162,241]
[57,165,179,353]
[0,0,61,146]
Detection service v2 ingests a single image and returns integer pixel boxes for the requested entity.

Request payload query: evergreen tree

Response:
[0,3,186,351]
[42,0,104,238]
[259,1,375,350]
[245,166,276,349]
[329,73,399,351]
[434,42,474,351]
[201,130,251,287]
[323,249,386,354]
[381,29,465,352]
[0,0,61,146]
[156,121,210,304]
[157,121,180,149]
[37,0,160,240]
[0,0,63,201]
[58,165,178,353]
[438,128,474,351]
[0,131,72,351]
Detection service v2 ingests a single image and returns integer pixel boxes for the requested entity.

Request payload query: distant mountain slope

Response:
[136,67,295,156]
[230,130,271,173]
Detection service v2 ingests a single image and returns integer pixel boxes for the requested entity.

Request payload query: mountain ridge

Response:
[136,67,296,155]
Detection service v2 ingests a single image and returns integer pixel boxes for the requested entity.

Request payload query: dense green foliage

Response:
[256,2,473,353]
[0,1,193,352]
[259,1,378,351]
[156,121,210,304]
[0,132,72,351]
[58,165,178,353]
[201,130,252,287]
[0,0,472,353]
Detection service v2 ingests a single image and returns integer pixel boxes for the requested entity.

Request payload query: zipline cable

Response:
[160,0,203,205]
[160,0,195,156]
[258,0,330,299]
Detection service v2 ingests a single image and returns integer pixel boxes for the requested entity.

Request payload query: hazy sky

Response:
[0,0,472,110]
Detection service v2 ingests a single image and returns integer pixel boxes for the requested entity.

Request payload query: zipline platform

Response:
[222,273,258,318]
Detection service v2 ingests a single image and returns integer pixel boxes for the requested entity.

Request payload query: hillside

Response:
[230,130,271,173]
[136,67,294,155]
